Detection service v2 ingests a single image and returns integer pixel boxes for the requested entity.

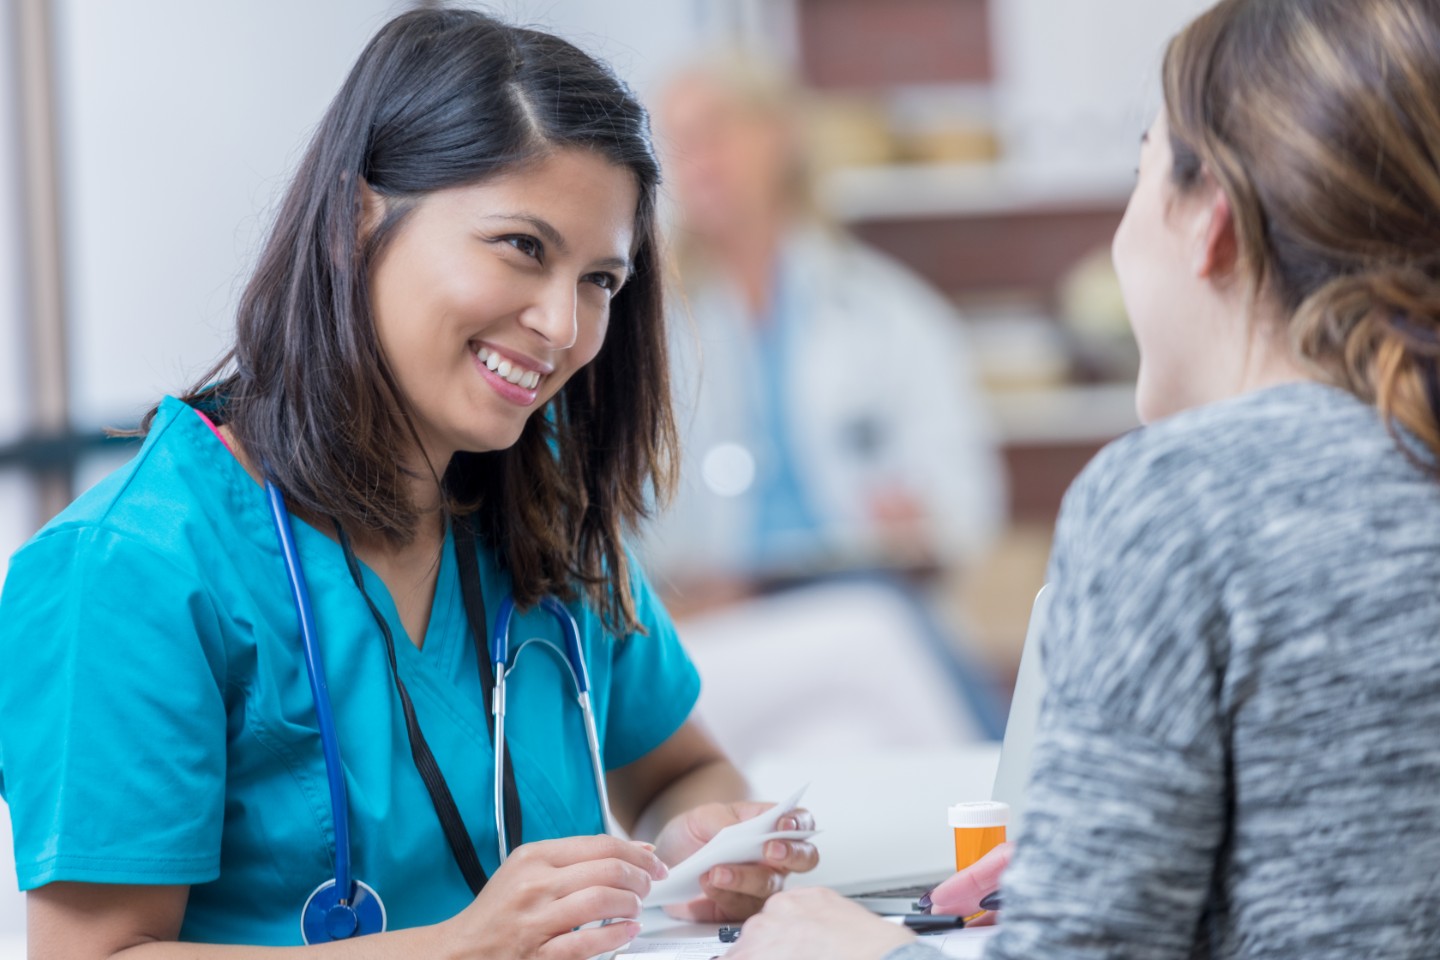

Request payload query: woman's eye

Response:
[586,272,619,292]
[505,235,543,260]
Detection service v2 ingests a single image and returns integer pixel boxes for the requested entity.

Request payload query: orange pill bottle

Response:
[947,801,1009,872]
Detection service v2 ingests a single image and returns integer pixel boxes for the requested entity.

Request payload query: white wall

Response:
[991,0,1215,177]
[488,0,711,98]
[0,6,26,446]
[53,0,411,429]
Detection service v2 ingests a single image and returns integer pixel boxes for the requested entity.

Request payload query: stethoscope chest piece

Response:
[301,878,387,944]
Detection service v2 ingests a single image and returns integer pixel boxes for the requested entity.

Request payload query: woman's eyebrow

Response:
[593,254,633,273]
[484,213,568,250]
[483,213,631,271]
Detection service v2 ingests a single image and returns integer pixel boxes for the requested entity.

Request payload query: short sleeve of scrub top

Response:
[0,515,229,888]
[0,397,703,944]
[599,562,701,770]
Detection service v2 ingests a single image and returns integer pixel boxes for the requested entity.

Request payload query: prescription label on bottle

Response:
[948,801,1009,873]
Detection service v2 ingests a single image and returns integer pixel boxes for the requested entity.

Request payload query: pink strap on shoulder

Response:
[193,408,237,457]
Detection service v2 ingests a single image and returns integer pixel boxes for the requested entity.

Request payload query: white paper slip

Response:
[644,785,814,907]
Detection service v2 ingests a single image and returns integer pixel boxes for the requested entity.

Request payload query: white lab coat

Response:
[646,224,1006,582]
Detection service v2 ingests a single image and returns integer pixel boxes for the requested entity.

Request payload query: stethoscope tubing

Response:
[491,595,617,863]
[266,480,355,904]
[267,478,616,935]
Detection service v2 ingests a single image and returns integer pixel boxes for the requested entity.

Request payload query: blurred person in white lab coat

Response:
[644,57,1009,756]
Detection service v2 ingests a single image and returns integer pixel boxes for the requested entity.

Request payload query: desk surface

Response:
[0,744,1002,957]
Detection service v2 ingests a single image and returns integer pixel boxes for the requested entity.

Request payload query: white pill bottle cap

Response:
[947,800,1010,829]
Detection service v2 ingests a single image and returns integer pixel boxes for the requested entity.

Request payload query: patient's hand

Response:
[726,887,914,960]
[928,842,1012,920]
[726,843,1013,960]
[654,801,819,922]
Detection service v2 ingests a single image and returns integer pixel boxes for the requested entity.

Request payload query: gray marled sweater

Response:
[887,382,1440,960]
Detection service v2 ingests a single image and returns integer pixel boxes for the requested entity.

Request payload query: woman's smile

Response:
[473,343,548,404]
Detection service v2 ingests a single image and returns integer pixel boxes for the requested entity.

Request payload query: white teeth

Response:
[476,346,542,389]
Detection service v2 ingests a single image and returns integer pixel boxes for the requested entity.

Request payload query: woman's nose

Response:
[522,281,579,350]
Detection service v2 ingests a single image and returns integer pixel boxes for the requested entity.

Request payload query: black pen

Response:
[885,914,967,934]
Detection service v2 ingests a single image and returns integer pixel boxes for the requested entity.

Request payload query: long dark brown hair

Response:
[1162,0,1440,461]
[145,8,676,631]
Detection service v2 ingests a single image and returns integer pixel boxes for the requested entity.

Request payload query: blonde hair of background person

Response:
[723,0,1440,957]
[663,54,819,280]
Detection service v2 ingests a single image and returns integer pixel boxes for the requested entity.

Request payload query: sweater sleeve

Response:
[983,433,1230,959]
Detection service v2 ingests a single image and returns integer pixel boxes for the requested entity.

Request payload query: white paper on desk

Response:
[915,926,1000,958]
[643,785,814,907]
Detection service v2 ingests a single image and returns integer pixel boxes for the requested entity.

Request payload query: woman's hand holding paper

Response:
[652,796,819,921]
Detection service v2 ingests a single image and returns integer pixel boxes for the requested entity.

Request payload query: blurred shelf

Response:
[989,381,1138,445]
[819,161,1135,222]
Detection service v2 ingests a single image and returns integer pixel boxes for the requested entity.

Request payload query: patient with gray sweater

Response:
[724,0,1440,957]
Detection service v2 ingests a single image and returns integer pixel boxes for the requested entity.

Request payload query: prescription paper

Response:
[642,785,815,907]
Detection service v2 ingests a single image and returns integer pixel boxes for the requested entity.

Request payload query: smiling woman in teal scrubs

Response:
[0,10,816,959]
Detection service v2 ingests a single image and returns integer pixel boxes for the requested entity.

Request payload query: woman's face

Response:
[1112,111,1230,423]
[366,148,639,466]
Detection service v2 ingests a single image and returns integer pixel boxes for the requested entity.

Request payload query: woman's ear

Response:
[1194,184,1238,281]
[357,178,386,244]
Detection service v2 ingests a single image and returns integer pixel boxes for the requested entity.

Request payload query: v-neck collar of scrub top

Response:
[184,397,488,689]
[178,394,571,738]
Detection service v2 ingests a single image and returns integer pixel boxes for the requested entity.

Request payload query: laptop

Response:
[839,586,1052,914]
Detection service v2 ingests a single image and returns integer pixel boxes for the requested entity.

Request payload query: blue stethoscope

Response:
[264,479,616,943]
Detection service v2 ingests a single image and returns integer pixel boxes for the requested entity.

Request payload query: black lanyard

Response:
[334,516,523,896]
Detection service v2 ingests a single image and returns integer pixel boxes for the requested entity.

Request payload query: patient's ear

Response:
[1194,186,1237,281]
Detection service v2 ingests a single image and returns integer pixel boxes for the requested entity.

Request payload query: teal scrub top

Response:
[0,397,701,945]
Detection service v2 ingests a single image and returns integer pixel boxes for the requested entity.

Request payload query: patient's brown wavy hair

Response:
[1163,0,1440,462]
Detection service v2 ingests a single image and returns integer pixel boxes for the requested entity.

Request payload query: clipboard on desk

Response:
[837,586,1052,914]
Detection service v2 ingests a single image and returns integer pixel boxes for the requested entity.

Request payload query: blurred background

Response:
[0,0,1212,932]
